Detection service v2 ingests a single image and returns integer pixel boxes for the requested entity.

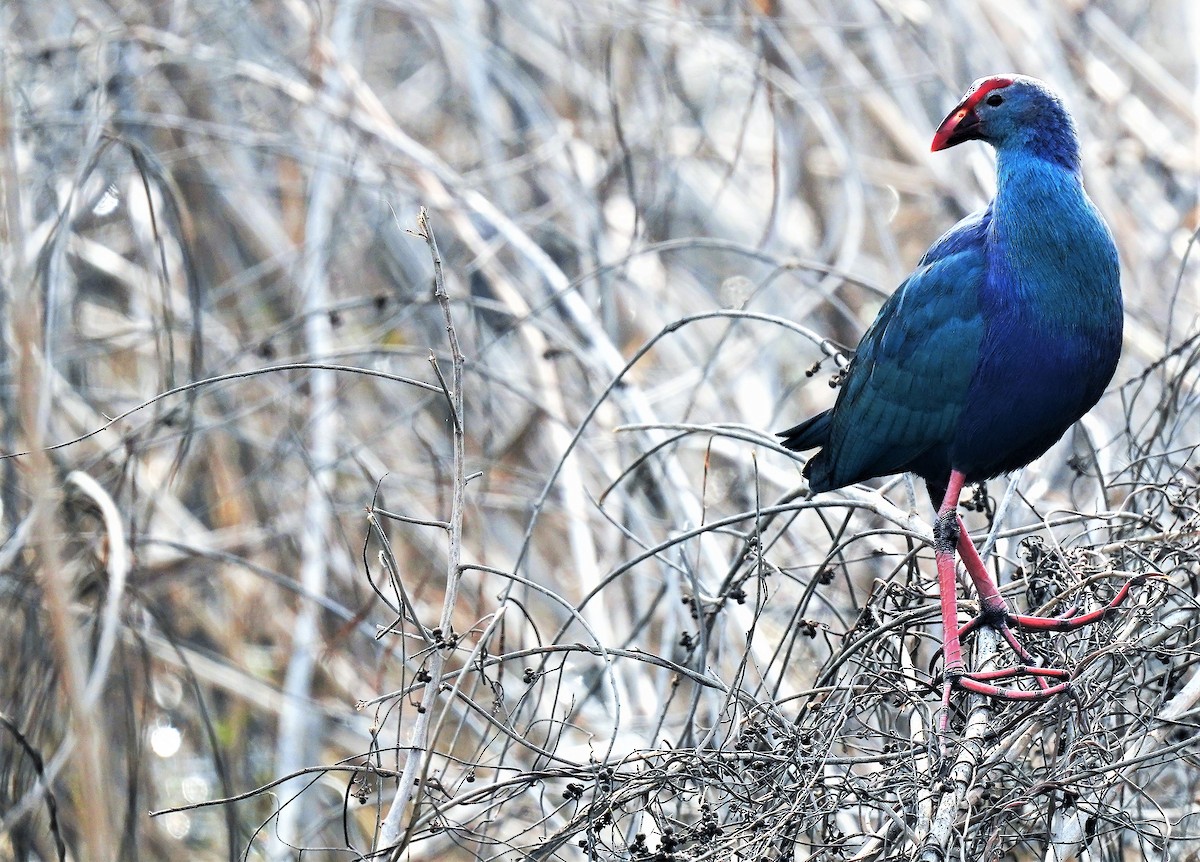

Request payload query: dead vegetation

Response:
[0,1,1197,860]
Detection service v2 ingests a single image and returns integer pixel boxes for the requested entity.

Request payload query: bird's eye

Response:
[986,94,1004,107]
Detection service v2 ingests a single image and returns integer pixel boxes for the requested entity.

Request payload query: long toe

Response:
[1007,573,1162,632]
[952,666,1071,701]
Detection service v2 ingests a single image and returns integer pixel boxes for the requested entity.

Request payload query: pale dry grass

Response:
[0,1,1197,860]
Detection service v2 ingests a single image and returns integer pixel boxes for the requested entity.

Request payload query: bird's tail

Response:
[776,410,831,452]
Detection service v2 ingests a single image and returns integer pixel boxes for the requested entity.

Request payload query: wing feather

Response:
[802,210,990,491]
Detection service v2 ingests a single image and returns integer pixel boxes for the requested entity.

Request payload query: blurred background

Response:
[0,1,1197,860]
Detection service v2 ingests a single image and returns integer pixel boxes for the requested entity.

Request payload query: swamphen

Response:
[779,75,1145,714]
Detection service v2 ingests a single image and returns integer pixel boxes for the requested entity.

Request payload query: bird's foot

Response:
[949,573,1157,693]
[934,573,1162,757]
[934,665,1072,759]
[947,664,1071,699]
[930,473,1165,758]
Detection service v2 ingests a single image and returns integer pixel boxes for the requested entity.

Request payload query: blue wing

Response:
[780,208,991,492]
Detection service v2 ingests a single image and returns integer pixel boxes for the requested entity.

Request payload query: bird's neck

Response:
[994,155,1085,250]
[997,116,1081,171]
[994,149,1084,207]
[988,152,1119,322]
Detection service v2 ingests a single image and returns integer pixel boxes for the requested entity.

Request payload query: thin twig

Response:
[378,208,467,852]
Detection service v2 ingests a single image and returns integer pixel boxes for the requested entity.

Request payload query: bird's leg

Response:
[953,495,1150,658]
[934,469,1157,731]
[954,521,1056,676]
[933,470,972,732]
[934,471,1072,743]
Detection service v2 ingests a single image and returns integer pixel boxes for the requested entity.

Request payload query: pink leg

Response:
[956,521,1053,682]
[934,471,971,735]
[934,471,968,680]
[931,473,1043,682]
[933,469,1154,742]
[935,471,1063,740]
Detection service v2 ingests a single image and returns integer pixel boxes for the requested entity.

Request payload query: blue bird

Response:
[779,75,1145,712]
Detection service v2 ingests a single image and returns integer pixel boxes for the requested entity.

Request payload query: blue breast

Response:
[951,153,1122,479]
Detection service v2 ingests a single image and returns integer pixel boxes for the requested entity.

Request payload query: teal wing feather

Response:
[781,211,990,492]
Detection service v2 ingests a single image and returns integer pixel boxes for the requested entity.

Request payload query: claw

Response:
[945,573,1155,697]
[935,664,1072,756]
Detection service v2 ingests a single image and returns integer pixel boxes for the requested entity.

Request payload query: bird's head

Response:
[931,74,1080,169]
